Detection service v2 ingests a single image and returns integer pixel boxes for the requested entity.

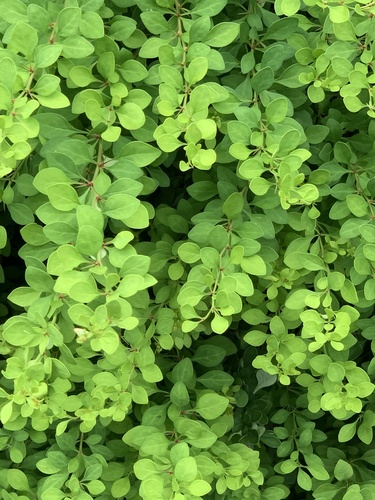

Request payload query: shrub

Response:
[1,0,375,499]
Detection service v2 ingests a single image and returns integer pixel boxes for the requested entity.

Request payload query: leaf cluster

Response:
[1,0,375,499]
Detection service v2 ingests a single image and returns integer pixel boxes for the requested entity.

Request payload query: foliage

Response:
[1,0,375,498]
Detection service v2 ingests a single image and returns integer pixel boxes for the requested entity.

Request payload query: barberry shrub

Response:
[1,0,375,499]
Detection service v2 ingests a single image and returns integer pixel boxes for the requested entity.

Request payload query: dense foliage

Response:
[1,0,375,498]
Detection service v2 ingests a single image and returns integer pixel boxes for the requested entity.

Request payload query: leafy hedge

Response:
[1,0,375,498]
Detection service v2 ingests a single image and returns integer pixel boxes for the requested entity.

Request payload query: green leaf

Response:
[227,121,251,145]
[187,480,212,496]
[361,451,375,469]
[364,279,375,301]
[193,345,226,367]
[232,273,254,296]
[97,52,116,80]
[86,480,105,495]
[0,0,27,23]
[117,103,145,130]
[178,242,201,264]
[121,203,151,229]
[133,457,159,479]
[34,114,77,139]
[192,0,227,16]
[174,457,197,482]
[186,57,208,85]
[306,125,330,145]
[70,67,99,88]
[43,222,77,245]
[40,488,65,500]
[195,393,228,419]
[46,184,80,211]
[121,60,148,83]
[69,281,99,303]
[102,125,121,143]
[333,20,356,42]
[338,421,357,443]
[222,192,244,218]
[28,6,50,33]
[192,148,216,170]
[139,37,169,58]
[140,433,169,457]
[340,219,365,238]
[117,274,144,297]
[47,245,87,275]
[358,423,373,445]
[0,58,17,90]
[344,96,365,112]
[187,181,217,201]
[76,226,103,256]
[25,266,54,292]
[241,255,267,276]
[170,381,190,408]
[108,17,137,41]
[305,454,330,481]
[171,359,194,385]
[197,370,234,391]
[41,138,93,165]
[204,23,239,48]
[103,194,140,220]
[140,11,170,35]
[266,97,288,123]
[0,226,7,249]
[329,5,350,24]
[111,477,130,498]
[327,363,345,383]
[140,478,164,497]
[331,57,353,78]
[80,11,104,39]
[7,469,30,491]
[238,157,265,179]
[140,364,163,383]
[254,370,277,393]
[278,129,301,155]
[251,66,274,94]
[37,452,68,474]
[61,36,94,58]
[37,91,70,109]
[119,141,161,167]
[211,314,230,334]
[0,401,14,425]
[363,244,375,261]
[262,44,286,72]
[57,7,81,37]
[241,51,255,74]
[121,255,151,276]
[33,75,60,97]
[159,65,183,89]
[7,204,34,225]
[334,460,353,481]
[340,279,358,304]
[263,18,299,41]
[361,225,375,243]
[297,469,312,491]
[7,287,40,307]
[34,44,63,68]
[278,0,300,16]
[77,204,104,231]
[244,330,268,347]
[9,21,38,56]
[130,383,148,404]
